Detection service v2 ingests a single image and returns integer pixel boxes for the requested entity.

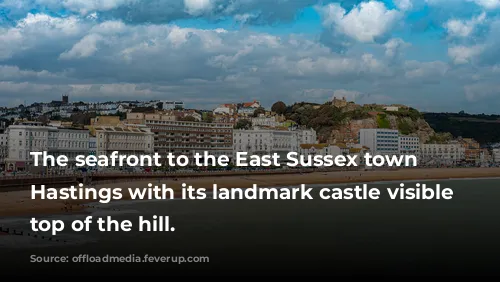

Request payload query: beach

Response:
[1,167,499,217]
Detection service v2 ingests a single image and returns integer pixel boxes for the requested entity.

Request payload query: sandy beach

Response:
[1,167,500,217]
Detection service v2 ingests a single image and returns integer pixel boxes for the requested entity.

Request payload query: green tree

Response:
[235,119,252,129]
[179,116,197,122]
[202,112,214,123]
[376,113,390,128]
[398,119,412,135]
[271,101,287,114]
[253,107,266,117]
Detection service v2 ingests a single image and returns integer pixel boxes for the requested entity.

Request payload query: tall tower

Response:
[62,95,69,104]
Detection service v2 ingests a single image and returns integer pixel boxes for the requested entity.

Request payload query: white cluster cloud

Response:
[384,38,411,59]
[317,1,403,43]
[60,34,103,59]
[0,13,87,60]
[471,0,500,9]
[60,0,136,15]
[184,0,215,15]
[445,12,486,38]
[394,0,413,11]
[448,45,485,64]
[428,0,500,9]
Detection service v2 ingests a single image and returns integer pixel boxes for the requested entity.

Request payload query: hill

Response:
[283,101,435,143]
[423,112,500,145]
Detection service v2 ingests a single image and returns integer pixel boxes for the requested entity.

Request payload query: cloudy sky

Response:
[0,0,499,113]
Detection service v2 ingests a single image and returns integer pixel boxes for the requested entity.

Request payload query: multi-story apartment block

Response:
[126,112,176,125]
[233,129,297,163]
[92,124,154,158]
[459,138,481,162]
[124,112,233,164]
[89,137,97,156]
[233,128,317,164]
[492,149,500,163]
[420,143,464,164]
[0,132,8,170]
[480,148,491,164]
[358,128,399,155]
[5,122,89,171]
[297,128,317,144]
[399,135,420,155]
[0,120,8,170]
[161,101,184,110]
[146,119,233,165]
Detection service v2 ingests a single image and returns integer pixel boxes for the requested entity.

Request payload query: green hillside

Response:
[423,112,500,144]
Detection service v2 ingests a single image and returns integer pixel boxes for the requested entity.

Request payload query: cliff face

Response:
[402,117,435,142]
[284,102,435,144]
[328,115,435,144]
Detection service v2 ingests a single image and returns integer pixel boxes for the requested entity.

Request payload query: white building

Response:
[93,124,154,159]
[399,135,420,155]
[297,128,317,144]
[89,137,97,156]
[5,122,90,171]
[492,149,500,163]
[233,129,296,163]
[358,128,399,155]
[87,102,118,115]
[0,132,8,169]
[251,115,281,128]
[238,107,256,115]
[161,101,184,110]
[213,105,235,115]
[117,104,131,113]
[299,144,342,161]
[233,128,316,164]
[420,143,464,164]
[384,106,399,112]
[41,105,56,114]
[236,100,261,116]
[182,110,202,121]
[297,143,370,167]
[74,104,88,111]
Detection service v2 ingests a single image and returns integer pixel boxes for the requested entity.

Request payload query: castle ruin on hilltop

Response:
[332,97,348,108]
